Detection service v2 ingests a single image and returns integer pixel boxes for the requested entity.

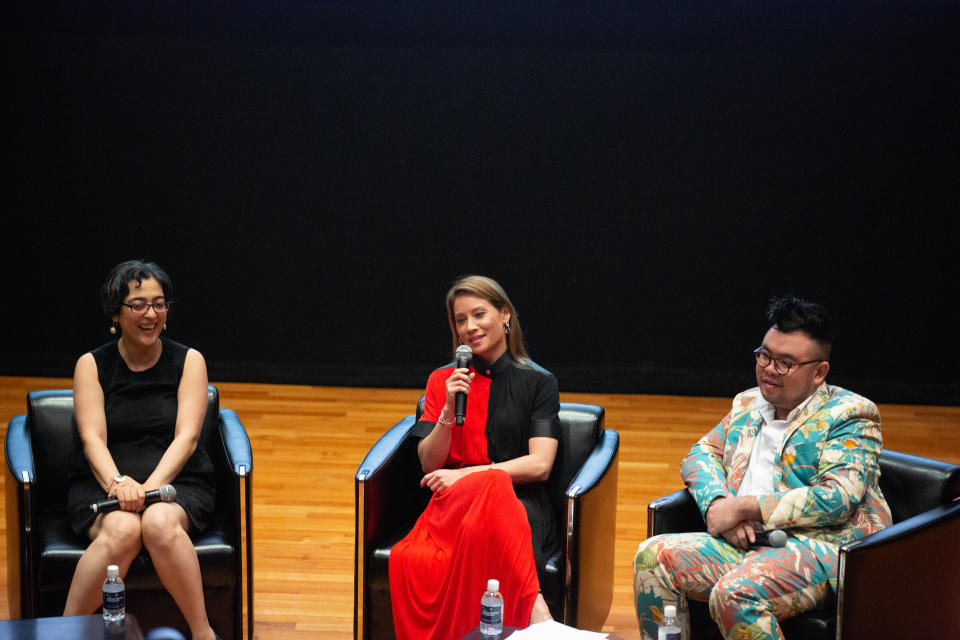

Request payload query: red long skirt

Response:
[388,469,539,640]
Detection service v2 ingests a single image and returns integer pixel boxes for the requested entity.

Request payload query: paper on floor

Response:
[508,620,608,639]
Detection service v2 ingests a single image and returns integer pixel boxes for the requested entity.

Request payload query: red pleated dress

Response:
[388,354,561,640]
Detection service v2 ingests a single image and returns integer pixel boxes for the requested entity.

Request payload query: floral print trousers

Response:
[633,532,834,640]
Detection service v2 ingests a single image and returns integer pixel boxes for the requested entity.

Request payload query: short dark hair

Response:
[100,260,174,318]
[766,295,836,358]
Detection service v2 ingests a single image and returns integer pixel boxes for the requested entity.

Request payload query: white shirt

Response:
[737,391,818,497]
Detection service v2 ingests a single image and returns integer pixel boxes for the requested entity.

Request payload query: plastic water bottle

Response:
[658,604,681,640]
[102,564,125,622]
[479,578,503,636]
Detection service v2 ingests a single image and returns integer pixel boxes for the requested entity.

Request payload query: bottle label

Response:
[658,630,681,640]
[480,603,502,625]
[104,590,125,610]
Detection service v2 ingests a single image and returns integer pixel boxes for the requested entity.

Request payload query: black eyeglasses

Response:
[754,347,821,375]
[121,300,171,314]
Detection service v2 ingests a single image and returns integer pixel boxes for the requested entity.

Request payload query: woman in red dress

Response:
[389,275,560,639]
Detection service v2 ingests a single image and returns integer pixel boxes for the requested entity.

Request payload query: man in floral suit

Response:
[634,296,891,640]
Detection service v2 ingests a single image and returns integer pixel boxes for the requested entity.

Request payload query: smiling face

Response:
[755,327,830,420]
[452,294,511,362]
[112,277,168,350]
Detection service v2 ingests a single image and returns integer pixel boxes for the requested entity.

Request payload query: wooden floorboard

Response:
[1,376,957,638]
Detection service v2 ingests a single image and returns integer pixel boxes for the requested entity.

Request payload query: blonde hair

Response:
[444,275,528,362]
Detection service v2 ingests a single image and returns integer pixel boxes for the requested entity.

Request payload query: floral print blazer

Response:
[681,383,892,547]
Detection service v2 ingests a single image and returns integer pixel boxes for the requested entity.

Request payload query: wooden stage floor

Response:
[1,376,958,639]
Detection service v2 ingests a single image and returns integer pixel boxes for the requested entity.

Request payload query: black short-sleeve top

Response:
[413,352,561,466]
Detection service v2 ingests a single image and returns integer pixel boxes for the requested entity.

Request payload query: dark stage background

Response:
[2,2,958,405]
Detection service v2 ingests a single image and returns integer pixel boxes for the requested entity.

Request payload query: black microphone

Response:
[90,484,177,514]
[753,527,787,548]
[454,345,473,426]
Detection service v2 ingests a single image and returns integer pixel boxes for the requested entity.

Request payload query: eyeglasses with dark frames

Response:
[121,300,171,314]
[754,347,821,375]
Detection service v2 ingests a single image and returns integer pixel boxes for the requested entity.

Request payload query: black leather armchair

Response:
[646,450,960,640]
[4,386,254,640]
[354,402,619,640]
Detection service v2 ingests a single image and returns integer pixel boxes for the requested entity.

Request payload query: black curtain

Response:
[2,2,957,404]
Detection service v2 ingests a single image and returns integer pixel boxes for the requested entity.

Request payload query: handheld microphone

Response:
[454,345,473,426]
[753,527,787,548]
[90,484,177,514]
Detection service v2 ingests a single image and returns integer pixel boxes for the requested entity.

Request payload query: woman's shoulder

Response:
[499,356,559,396]
[161,337,192,354]
[426,362,456,381]
[89,340,119,357]
[86,340,119,368]
[161,337,199,362]
[508,356,555,379]
[74,349,99,380]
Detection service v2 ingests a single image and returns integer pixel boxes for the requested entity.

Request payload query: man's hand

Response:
[706,496,762,537]
[719,521,758,550]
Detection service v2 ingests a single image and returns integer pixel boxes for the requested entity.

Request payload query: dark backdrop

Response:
[3,2,958,405]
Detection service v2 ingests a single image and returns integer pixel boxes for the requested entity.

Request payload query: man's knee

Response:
[634,536,661,573]
[708,569,770,629]
[634,534,688,577]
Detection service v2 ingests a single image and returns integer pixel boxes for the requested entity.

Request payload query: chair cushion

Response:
[780,601,835,639]
[688,598,834,640]
[38,511,236,588]
[688,601,723,640]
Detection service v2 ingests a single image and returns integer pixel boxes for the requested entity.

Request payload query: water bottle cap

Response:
[107,565,120,578]
[664,605,676,618]
[487,579,499,592]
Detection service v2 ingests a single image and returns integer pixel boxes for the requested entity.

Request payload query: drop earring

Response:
[109,323,117,335]
[504,321,511,335]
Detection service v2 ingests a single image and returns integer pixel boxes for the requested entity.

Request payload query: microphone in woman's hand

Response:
[455,345,473,425]
[90,484,177,513]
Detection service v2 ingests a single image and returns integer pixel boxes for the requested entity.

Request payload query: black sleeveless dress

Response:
[66,338,216,537]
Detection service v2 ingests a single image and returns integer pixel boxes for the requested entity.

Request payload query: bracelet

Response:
[437,411,453,426]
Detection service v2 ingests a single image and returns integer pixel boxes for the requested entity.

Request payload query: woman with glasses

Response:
[389,275,560,639]
[64,260,218,640]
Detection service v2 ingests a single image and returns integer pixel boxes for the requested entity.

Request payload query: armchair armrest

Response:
[217,407,254,640]
[563,429,620,631]
[219,408,253,477]
[356,416,417,484]
[647,489,705,537]
[5,413,36,618]
[355,415,432,550]
[566,429,619,497]
[837,501,960,640]
[5,414,34,484]
[354,415,431,640]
